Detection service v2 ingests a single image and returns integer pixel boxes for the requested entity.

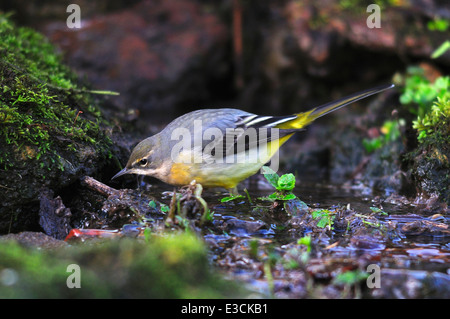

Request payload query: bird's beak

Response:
[111,167,129,180]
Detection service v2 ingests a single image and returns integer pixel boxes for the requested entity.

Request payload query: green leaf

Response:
[316,217,329,228]
[160,204,170,213]
[369,206,388,215]
[362,136,383,153]
[258,192,282,202]
[143,227,152,243]
[148,200,157,209]
[297,235,311,252]
[220,194,244,202]
[312,209,327,219]
[277,173,296,191]
[261,166,279,188]
[369,207,382,213]
[333,270,368,285]
[431,40,450,59]
[281,193,297,200]
[268,193,282,200]
[427,18,450,32]
[312,209,333,228]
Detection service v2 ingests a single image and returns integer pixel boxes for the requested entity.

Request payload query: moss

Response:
[0,13,77,90]
[412,96,450,141]
[0,232,242,298]
[0,14,111,170]
[0,14,114,232]
[408,98,450,203]
[396,63,450,203]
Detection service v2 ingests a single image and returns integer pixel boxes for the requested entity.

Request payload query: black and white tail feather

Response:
[207,83,394,160]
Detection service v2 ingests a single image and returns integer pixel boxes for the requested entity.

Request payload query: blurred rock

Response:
[370,268,450,298]
[39,189,72,240]
[234,0,450,115]
[0,231,67,249]
[41,0,229,131]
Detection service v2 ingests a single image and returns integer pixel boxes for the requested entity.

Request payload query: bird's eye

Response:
[139,158,148,166]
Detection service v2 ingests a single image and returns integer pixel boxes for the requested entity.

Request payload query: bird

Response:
[112,84,394,193]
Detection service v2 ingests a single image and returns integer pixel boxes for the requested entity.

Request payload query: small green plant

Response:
[220,194,244,202]
[148,200,157,209]
[259,166,297,201]
[399,67,450,118]
[333,269,369,286]
[248,239,257,258]
[369,206,388,216]
[362,120,403,153]
[143,227,152,243]
[333,269,370,298]
[431,40,450,59]
[149,200,170,213]
[427,18,450,32]
[200,209,214,225]
[165,182,213,228]
[412,97,450,141]
[160,203,170,213]
[297,235,312,253]
[398,63,450,143]
[312,209,335,229]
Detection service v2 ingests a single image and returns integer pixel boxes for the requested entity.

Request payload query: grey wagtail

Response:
[112,84,394,192]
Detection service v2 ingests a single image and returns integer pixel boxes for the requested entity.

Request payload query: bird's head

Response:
[112,135,160,180]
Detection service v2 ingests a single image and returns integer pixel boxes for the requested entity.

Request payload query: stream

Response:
[67,177,448,298]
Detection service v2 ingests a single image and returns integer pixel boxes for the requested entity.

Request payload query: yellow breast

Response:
[165,135,292,189]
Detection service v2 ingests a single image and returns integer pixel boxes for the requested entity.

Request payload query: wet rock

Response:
[223,218,267,237]
[349,231,386,251]
[306,257,360,281]
[359,138,409,195]
[283,198,310,217]
[39,189,72,240]
[401,220,450,237]
[0,231,67,249]
[216,238,260,270]
[410,144,450,205]
[284,0,450,65]
[406,248,446,259]
[228,0,450,118]
[370,268,450,299]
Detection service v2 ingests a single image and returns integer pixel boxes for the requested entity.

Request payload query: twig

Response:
[0,184,13,190]
[80,176,118,197]
[244,188,253,205]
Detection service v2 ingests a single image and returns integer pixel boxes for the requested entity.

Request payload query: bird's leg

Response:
[136,175,144,190]
[228,186,240,196]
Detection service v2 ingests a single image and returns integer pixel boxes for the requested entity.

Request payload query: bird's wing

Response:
[165,108,303,163]
[198,109,303,160]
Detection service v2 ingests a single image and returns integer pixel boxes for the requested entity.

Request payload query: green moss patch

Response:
[409,98,450,203]
[398,65,450,204]
[0,232,241,298]
[0,14,111,170]
[0,14,114,232]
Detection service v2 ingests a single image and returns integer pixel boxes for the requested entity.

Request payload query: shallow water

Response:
[68,178,450,298]
[184,180,450,297]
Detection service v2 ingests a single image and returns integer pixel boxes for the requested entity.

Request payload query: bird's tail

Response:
[277,83,394,130]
